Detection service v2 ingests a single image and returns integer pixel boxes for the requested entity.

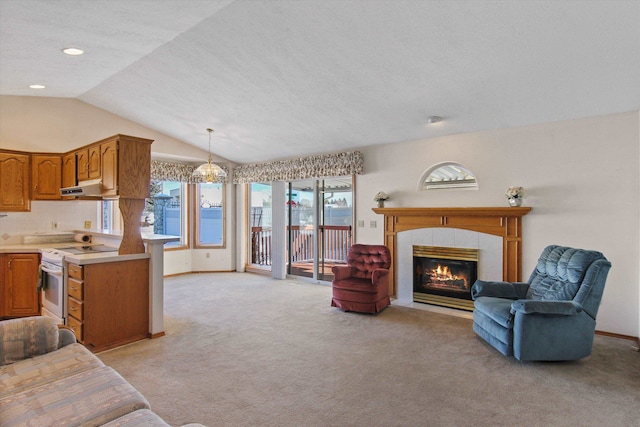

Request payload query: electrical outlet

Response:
[51,221,59,230]
[370,220,377,228]
[357,220,365,228]
[84,221,92,229]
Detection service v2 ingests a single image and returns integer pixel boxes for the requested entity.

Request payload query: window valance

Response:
[232,151,363,183]
[151,160,228,183]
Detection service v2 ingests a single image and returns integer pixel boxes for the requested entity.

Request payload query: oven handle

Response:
[40,264,63,277]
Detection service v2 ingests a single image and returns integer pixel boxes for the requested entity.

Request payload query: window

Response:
[144,181,186,248]
[419,162,478,190]
[196,182,225,247]
[102,199,121,231]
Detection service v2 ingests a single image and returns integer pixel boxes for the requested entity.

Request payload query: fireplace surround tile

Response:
[396,228,502,305]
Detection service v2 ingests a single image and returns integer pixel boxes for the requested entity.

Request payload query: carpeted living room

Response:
[0,2,639,426]
[96,272,640,427]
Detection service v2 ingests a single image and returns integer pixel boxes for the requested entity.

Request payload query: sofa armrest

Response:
[510,300,583,316]
[332,265,355,281]
[0,316,60,366]
[58,325,78,348]
[471,280,529,300]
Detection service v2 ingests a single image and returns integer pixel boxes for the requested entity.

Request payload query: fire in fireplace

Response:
[413,246,478,311]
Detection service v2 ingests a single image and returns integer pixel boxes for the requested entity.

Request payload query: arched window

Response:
[418,162,478,190]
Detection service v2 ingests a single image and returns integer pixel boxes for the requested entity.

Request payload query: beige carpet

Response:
[98,272,640,427]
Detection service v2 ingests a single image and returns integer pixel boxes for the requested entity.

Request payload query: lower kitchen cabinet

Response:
[66,258,149,352]
[0,253,40,318]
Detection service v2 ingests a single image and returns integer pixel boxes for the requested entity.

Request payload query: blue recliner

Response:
[471,245,611,361]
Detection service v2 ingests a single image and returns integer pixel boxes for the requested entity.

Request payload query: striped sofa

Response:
[0,316,204,427]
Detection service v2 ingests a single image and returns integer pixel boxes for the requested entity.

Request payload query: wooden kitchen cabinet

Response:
[69,135,152,199]
[76,148,89,181]
[66,258,149,352]
[61,152,76,199]
[0,253,40,318]
[32,154,62,200]
[88,145,101,180]
[0,151,31,211]
[100,139,118,197]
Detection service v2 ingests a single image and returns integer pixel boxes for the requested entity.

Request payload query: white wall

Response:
[355,111,640,337]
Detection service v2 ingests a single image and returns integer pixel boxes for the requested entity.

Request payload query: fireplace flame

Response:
[433,264,460,281]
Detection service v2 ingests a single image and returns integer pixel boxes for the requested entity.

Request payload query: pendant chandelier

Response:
[193,128,226,182]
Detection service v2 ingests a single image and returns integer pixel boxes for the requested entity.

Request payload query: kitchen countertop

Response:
[0,242,150,264]
[0,229,176,264]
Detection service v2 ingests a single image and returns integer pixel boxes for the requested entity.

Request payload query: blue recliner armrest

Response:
[471,280,529,300]
[510,300,583,316]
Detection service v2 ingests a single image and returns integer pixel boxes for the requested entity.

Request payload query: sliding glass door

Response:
[248,182,272,271]
[286,177,353,281]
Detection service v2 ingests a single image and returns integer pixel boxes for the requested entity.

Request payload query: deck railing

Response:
[250,225,352,266]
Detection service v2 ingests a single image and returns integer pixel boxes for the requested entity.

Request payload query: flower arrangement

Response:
[374,191,390,207]
[505,186,524,199]
[505,186,524,207]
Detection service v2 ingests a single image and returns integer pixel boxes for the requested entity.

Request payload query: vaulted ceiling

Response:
[1,0,638,164]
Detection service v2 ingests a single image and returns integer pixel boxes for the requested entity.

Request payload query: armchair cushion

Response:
[473,297,515,329]
[0,317,60,366]
[510,300,583,316]
[471,280,529,300]
[346,244,391,279]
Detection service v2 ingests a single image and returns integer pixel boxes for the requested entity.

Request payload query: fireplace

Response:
[413,246,478,311]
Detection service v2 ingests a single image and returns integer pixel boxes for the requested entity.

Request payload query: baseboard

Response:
[594,330,638,342]
[163,270,236,278]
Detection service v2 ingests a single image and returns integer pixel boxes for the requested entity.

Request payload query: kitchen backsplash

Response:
[0,200,99,244]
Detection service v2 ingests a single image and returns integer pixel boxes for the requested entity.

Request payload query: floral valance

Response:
[232,151,363,183]
[151,160,229,183]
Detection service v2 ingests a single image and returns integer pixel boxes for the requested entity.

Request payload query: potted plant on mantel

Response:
[505,186,524,207]
[374,191,390,208]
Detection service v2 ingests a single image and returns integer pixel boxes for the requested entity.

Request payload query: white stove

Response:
[40,248,66,324]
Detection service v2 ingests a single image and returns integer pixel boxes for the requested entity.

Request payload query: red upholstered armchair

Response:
[331,244,391,314]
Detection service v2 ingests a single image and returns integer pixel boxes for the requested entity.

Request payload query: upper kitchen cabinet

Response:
[76,146,100,182]
[62,153,76,199]
[0,151,31,211]
[32,155,62,200]
[100,139,118,197]
[98,135,152,199]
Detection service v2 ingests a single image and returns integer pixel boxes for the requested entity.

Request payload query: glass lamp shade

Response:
[193,159,226,182]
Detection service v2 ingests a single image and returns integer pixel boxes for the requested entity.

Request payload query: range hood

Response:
[60,179,102,197]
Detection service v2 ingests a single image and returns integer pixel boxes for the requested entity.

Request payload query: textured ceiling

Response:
[1,0,638,164]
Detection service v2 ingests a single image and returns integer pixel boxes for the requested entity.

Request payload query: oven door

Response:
[40,264,65,324]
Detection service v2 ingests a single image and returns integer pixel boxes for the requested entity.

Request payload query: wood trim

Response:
[594,330,639,342]
[372,207,532,298]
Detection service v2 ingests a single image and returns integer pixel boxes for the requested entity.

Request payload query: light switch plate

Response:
[357,220,365,227]
[370,220,377,228]
[84,221,92,229]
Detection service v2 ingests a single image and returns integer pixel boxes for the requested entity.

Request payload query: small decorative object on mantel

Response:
[374,191,390,208]
[505,186,524,207]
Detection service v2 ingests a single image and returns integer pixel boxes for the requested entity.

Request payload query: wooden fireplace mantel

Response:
[372,207,532,298]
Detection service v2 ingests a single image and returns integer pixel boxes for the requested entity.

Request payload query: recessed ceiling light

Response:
[426,116,443,125]
[62,47,84,56]
[29,84,46,89]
